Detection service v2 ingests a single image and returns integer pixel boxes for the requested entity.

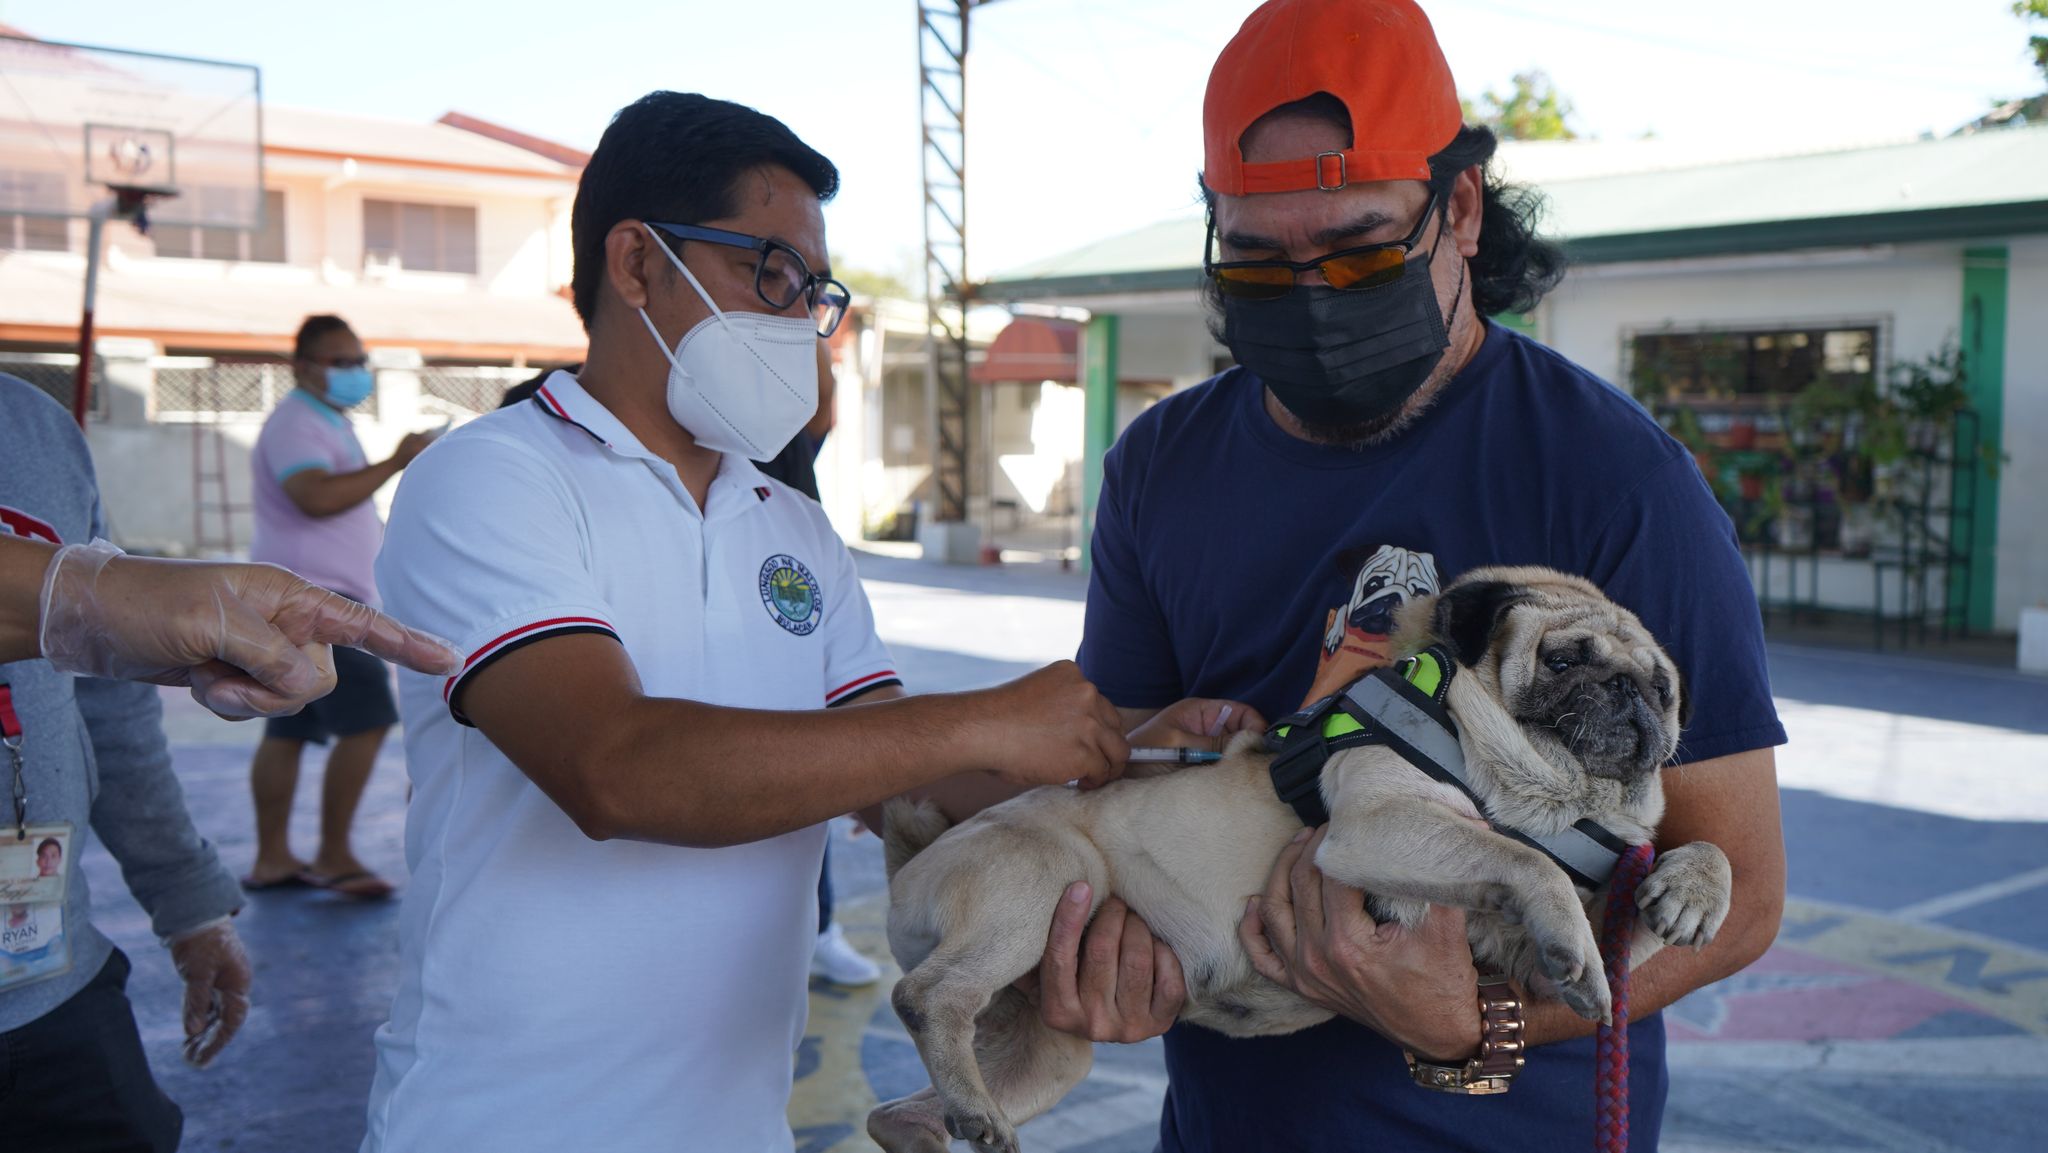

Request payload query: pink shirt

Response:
[250,389,384,604]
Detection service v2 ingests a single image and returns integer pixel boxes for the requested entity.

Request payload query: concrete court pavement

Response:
[72,546,2048,1152]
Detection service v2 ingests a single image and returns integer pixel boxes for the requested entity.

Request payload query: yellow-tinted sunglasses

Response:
[1205,191,1443,300]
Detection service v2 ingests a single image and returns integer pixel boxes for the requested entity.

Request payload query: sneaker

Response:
[811,922,882,987]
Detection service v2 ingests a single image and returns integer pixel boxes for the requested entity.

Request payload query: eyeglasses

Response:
[1203,190,1443,300]
[647,222,851,337]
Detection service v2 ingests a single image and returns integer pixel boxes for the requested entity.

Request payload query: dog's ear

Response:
[1674,661,1694,729]
[1430,579,1529,667]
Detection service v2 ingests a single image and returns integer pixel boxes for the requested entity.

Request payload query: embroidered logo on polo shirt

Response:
[759,554,822,636]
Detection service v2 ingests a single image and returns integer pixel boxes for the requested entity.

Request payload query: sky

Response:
[5,0,2041,279]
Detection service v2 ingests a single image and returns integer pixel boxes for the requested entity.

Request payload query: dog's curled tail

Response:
[882,797,953,880]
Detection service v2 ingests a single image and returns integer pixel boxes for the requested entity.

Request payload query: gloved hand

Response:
[38,540,458,719]
[167,917,253,1068]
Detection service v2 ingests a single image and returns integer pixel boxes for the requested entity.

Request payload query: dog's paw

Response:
[1528,899,1611,1024]
[1554,965,1613,1025]
[945,1108,1019,1153]
[1637,842,1732,950]
[868,1099,952,1153]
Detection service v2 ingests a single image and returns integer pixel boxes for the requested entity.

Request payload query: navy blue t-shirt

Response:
[1078,321,1785,1152]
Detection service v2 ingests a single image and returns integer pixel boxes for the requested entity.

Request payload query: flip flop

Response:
[240,870,314,892]
[302,870,397,901]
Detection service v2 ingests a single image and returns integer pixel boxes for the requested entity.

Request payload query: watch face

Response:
[1406,1052,1515,1094]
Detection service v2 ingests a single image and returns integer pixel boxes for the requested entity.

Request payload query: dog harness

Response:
[1265,646,1632,889]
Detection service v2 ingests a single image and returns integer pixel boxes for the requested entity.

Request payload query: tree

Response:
[2019,1,2048,82]
[833,262,915,301]
[1460,69,1579,141]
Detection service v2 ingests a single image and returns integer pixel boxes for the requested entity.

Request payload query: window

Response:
[152,189,286,263]
[0,170,70,251]
[0,213,69,251]
[362,199,477,274]
[1629,324,1878,405]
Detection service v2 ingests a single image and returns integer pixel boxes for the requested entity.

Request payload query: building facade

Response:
[0,105,586,555]
[975,127,2048,636]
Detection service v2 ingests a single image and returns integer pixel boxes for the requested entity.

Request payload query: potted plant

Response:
[1737,469,1766,503]
[1782,340,1971,558]
[1889,342,1969,453]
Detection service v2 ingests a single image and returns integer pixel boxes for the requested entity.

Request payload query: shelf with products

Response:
[1639,341,1985,649]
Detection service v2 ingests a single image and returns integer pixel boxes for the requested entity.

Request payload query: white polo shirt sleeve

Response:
[376,430,621,725]
[814,522,900,707]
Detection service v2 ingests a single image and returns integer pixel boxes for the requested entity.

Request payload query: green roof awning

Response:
[980,125,2048,301]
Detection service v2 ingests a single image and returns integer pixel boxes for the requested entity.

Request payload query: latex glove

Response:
[167,918,253,1068]
[38,540,459,719]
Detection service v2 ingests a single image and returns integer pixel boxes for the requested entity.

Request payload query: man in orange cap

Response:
[1065,0,1789,1148]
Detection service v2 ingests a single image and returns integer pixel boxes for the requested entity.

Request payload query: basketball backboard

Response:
[0,34,262,230]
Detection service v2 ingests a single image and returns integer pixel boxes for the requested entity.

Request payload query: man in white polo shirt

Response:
[363,92,1131,1152]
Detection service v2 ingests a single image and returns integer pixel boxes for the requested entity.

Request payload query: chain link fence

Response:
[6,353,543,423]
[151,358,380,421]
[0,350,99,417]
[417,364,541,416]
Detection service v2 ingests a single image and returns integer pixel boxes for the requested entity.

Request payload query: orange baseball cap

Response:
[1203,0,1462,196]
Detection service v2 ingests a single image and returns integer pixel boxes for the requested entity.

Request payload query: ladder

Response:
[189,360,252,557]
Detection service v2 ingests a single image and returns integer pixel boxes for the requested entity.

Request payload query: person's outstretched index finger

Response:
[295,588,459,675]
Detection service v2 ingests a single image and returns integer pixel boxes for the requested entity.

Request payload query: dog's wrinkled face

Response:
[1424,567,1689,782]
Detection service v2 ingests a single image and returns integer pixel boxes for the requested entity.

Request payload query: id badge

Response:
[0,823,72,906]
[0,823,72,991]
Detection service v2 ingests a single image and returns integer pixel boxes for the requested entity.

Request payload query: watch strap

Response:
[1405,972,1525,1094]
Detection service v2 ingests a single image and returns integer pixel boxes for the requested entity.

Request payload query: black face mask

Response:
[1220,248,1456,429]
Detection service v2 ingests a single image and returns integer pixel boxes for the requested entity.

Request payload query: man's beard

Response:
[1284,389,1441,448]
[1204,292,1452,451]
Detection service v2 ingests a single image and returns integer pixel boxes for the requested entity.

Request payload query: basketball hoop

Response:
[108,184,178,235]
[0,33,262,425]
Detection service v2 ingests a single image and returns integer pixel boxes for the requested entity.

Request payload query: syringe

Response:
[1126,747,1223,766]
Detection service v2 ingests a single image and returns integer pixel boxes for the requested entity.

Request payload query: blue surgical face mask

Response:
[322,365,374,409]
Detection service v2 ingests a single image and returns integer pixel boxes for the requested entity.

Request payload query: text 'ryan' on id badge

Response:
[0,823,73,990]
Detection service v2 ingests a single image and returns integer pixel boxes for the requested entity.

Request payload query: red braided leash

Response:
[1595,842,1656,1153]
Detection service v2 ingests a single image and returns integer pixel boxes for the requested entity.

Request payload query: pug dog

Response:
[869,566,1733,1153]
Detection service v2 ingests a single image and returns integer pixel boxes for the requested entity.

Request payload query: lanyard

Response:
[0,684,24,840]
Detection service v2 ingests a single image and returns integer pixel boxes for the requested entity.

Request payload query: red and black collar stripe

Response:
[530,385,610,448]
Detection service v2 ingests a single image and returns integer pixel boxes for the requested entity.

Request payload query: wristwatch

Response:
[1404,973,1525,1094]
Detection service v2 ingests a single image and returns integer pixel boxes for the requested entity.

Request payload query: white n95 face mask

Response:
[637,222,818,461]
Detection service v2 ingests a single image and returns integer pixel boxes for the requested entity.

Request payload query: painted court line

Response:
[1772,897,2048,1035]
[1669,1036,2048,1075]
[1890,864,2048,922]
